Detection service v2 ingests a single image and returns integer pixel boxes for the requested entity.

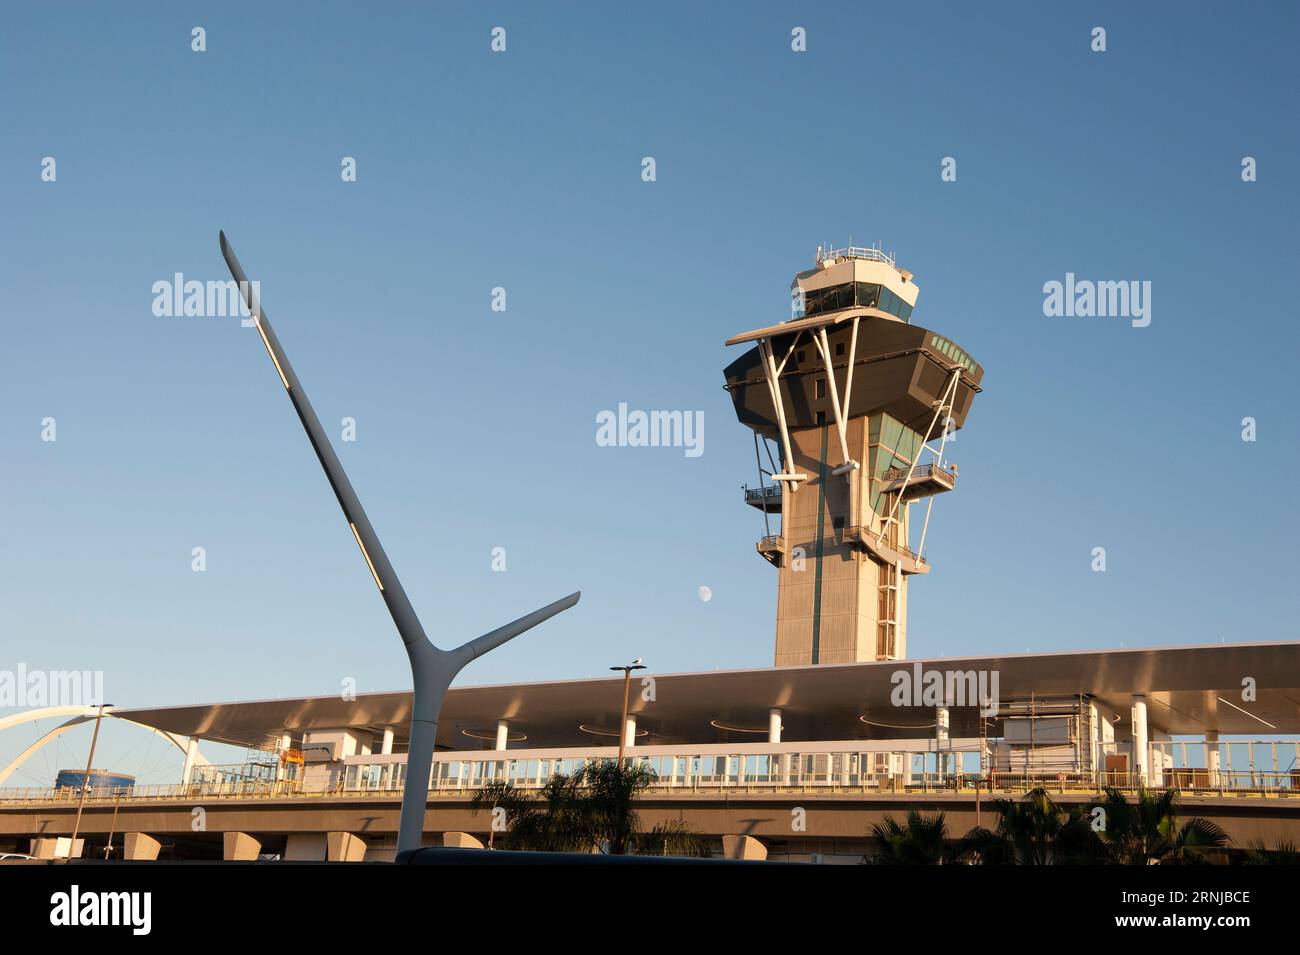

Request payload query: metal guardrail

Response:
[822,246,896,267]
[0,780,307,806]
[981,770,1300,799]
[847,525,926,565]
[5,765,1297,807]
[881,463,956,484]
[842,522,925,566]
[743,485,781,504]
[893,540,925,564]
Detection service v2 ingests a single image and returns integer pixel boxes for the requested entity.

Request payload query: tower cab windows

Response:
[800,281,913,322]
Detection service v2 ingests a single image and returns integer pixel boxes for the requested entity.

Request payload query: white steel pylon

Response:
[219,232,579,856]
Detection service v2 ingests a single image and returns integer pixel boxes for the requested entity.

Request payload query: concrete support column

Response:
[722,834,767,861]
[326,831,367,862]
[181,736,200,786]
[1131,695,1149,786]
[222,831,262,861]
[276,732,292,781]
[1089,701,1101,782]
[30,837,83,859]
[442,831,484,849]
[1205,731,1221,786]
[768,708,785,781]
[495,719,510,752]
[381,725,395,755]
[623,714,637,751]
[935,706,950,782]
[284,834,327,861]
[123,832,162,861]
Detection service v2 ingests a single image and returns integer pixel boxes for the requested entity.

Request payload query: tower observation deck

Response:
[724,245,984,667]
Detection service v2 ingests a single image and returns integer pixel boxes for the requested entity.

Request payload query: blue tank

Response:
[54,769,135,793]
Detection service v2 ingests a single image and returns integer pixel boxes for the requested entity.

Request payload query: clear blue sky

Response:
[2,2,1297,778]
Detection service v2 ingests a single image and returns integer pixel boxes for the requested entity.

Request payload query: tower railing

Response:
[881,463,957,484]
[821,246,896,267]
[844,525,926,566]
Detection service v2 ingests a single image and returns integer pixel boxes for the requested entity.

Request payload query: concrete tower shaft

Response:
[772,415,914,665]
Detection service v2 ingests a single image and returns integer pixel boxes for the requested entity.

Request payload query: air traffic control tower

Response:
[724,245,983,667]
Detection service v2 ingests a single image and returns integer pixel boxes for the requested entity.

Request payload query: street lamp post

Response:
[69,703,107,861]
[609,660,646,762]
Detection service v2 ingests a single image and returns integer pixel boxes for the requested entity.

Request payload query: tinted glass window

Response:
[804,283,853,316]
[855,283,880,309]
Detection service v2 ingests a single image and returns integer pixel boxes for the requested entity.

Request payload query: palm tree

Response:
[468,780,534,849]
[959,788,1104,865]
[1054,806,1108,864]
[637,819,711,857]
[957,824,1015,865]
[870,810,950,864]
[572,758,658,854]
[471,758,658,854]
[974,788,1061,865]
[470,774,586,852]
[510,771,595,851]
[1245,839,1300,864]
[1092,787,1229,865]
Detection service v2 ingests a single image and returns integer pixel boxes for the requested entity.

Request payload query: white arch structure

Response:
[0,705,208,787]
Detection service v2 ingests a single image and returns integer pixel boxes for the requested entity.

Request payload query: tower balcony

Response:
[743,484,782,513]
[756,534,786,567]
[876,463,957,502]
[844,526,930,576]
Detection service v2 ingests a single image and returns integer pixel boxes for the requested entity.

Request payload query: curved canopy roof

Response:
[112,642,1300,751]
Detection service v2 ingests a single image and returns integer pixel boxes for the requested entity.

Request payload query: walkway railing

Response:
[0,779,307,805]
[3,753,1297,806]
